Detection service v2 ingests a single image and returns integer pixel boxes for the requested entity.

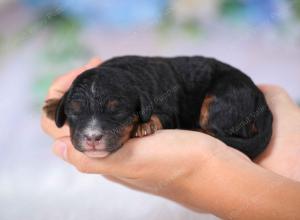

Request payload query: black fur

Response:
[52,56,273,159]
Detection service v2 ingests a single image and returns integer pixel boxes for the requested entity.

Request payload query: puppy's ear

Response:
[55,92,68,128]
[138,93,153,123]
[42,92,68,127]
[43,99,60,121]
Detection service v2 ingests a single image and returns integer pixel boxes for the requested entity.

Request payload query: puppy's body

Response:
[44,56,273,159]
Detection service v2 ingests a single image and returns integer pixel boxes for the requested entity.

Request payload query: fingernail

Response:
[53,140,68,160]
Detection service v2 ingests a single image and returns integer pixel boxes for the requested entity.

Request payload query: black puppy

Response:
[44,56,273,159]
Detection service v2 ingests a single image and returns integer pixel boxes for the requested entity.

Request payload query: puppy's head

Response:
[44,67,152,158]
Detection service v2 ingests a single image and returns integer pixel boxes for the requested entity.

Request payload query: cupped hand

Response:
[40,57,249,195]
[41,58,300,197]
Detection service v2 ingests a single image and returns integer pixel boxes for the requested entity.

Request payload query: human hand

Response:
[41,61,300,218]
[255,85,300,181]
[40,57,249,207]
[41,60,300,181]
[41,59,300,189]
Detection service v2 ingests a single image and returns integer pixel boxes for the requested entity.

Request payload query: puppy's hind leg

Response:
[198,76,272,159]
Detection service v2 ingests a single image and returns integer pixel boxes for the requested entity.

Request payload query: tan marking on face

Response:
[119,124,135,144]
[106,100,119,111]
[199,95,215,130]
[69,100,81,112]
[116,115,139,146]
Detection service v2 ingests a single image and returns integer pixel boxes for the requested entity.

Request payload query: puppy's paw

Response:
[134,115,163,138]
[135,120,158,137]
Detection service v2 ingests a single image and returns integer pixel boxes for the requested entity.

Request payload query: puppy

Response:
[43,56,273,159]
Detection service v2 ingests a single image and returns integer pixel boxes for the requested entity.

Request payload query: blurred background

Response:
[0,0,299,219]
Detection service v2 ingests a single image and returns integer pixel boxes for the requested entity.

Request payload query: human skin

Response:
[41,58,300,219]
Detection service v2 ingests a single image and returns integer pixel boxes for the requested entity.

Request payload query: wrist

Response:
[170,144,300,220]
[160,138,228,212]
[161,138,255,215]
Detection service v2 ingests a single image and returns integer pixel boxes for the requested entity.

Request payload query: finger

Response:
[258,84,300,134]
[41,115,70,138]
[258,84,298,114]
[102,175,143,191]
[46,57,101,99]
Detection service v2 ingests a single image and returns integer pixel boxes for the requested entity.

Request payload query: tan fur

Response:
[134,115,163,137]
[199,95,215,130]
[106,100,119,111]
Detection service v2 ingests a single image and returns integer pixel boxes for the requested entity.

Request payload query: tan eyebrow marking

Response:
[69,100,81,112]
[106,100,119,110]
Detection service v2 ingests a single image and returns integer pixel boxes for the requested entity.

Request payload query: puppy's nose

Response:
[84,134,103,148]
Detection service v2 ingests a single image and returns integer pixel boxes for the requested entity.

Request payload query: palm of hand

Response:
[41,59,300,193]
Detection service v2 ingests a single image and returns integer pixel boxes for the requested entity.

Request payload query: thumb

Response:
[258,85,298,114]
[52,137,69,161]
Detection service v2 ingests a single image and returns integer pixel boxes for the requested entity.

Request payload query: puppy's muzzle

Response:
[84,134,103,149]
[81,131,109,158]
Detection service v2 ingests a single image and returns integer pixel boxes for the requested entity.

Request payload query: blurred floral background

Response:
[0,0,299,220]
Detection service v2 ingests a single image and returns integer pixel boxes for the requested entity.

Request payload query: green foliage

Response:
[32,14,92,109]
[158,5,202,39]
[0,34,3,55]
[221,0,245,17]
[291,0,300,19]
[181,20,202,38]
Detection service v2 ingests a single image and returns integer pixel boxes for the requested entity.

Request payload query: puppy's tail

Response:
[215,92,273,160]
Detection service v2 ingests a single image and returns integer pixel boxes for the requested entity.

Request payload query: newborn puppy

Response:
[44,56,273,159]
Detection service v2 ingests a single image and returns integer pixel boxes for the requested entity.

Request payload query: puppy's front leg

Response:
[134,115,163,137]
